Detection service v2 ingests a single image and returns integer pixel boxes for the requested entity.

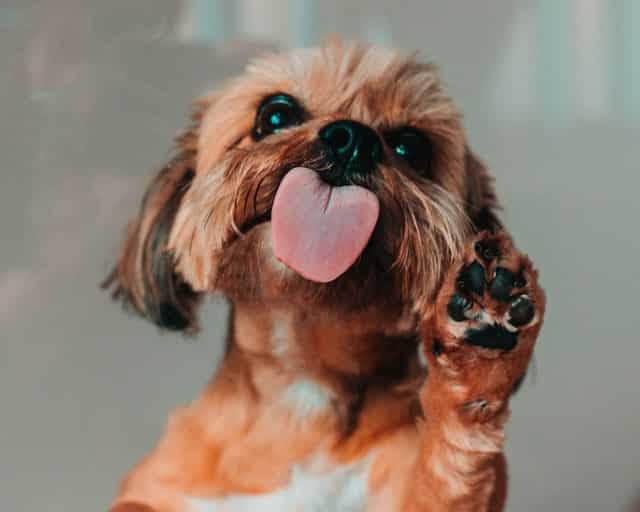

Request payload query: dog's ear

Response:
[102,104,207,332]
[464,145,502,232]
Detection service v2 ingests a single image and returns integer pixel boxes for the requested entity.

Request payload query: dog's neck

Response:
[226,300,420,420]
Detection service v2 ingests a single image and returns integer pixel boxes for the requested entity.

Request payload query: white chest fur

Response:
[187,457,371,512]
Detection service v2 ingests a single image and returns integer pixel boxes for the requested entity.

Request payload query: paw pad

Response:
[444,233,539,352]
[489,267,519,302]
[466,324,518,351]
[507,295,535,327]
[474,239,500,262]
[456,261,486,296]
[447,293,473,322]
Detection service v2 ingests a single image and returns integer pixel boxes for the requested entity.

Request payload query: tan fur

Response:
[105,41,545,511]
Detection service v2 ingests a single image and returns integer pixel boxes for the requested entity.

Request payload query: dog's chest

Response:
[187,457,370,512]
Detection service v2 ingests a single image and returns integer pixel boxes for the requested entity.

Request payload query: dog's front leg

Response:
[405,231,546,511]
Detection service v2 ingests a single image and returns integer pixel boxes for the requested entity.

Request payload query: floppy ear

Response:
[102,105,206,332]
[464,145,503,232]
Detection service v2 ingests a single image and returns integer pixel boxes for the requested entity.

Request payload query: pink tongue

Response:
[271,167,379,283]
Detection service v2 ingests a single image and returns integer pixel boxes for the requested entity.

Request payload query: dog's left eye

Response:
[252,94,304,139]
[386,127,433,172]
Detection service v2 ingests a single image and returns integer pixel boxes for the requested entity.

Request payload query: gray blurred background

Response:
[0,1,638,510]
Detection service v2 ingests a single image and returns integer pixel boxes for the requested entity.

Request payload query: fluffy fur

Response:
[104,41,544,511]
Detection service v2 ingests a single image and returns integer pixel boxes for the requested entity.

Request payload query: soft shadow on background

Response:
[1,1,638,511]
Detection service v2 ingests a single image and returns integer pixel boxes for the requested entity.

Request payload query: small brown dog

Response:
[105,40,545,511]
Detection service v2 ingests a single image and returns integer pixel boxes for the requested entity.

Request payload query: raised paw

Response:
[421,231,546,422]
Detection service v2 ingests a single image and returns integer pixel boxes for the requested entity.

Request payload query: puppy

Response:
[105,40,545,512]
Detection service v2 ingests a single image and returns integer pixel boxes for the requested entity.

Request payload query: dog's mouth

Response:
[235,163,380,283]
[260,166,379,283]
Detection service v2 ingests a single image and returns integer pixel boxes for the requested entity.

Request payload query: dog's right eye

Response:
[252,94,304,140]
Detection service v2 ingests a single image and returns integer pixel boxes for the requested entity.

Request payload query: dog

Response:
[104,40,545,511]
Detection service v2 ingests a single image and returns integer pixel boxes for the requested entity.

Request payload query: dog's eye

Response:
[252,94,304,139]
[386,128,432,172]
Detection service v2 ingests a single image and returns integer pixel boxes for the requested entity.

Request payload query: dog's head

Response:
[104,41,499,332]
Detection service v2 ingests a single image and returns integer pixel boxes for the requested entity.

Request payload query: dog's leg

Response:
[406,231,546,511]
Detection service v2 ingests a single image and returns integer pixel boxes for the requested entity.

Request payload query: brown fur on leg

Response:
[406,231,546,511]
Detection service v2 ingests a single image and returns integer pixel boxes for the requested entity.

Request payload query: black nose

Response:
[318,120,382,186]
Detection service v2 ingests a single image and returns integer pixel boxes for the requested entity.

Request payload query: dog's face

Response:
[105,42,499,331]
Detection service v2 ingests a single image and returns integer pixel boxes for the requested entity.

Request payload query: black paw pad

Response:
[474,239,500,262]
[457,261,486,296]
[489,267,517,302]
[508,296,535,327]
[465,324,518,351]
[447,293,473,322]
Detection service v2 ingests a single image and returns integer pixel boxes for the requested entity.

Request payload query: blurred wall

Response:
[1,1,638,511]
